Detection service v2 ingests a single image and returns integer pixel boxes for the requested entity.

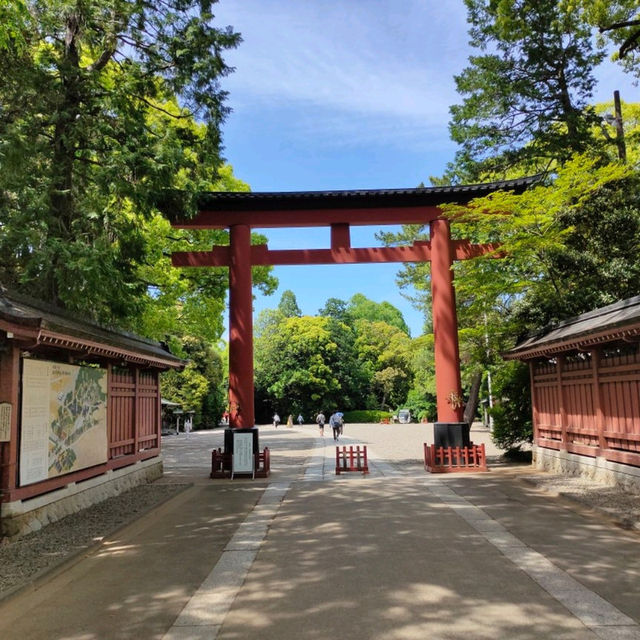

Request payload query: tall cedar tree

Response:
[444,0,605,182]
[0,0,239,323]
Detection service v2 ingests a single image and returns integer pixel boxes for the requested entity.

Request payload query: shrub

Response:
[490,361,533,452]
[342,409,393,423]
[402,389,436,423]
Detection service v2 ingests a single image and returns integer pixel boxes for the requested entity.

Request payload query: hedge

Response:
[342,410,393,423]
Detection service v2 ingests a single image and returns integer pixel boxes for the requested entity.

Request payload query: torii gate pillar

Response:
[169,177,536,442]
[430,218,465,429]
[228,224,255,428]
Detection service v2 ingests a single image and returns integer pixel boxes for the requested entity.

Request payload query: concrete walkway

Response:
[1,424,639,639]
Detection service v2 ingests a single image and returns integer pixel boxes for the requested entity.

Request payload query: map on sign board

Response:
[20,360,108,485]
[232,432,254,477]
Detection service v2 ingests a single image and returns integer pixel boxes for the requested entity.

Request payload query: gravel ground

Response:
[0,483,187,599]
[521,473,640,531]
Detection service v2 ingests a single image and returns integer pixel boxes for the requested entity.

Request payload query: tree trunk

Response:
[47,13,83,305]
[463,370,482,427]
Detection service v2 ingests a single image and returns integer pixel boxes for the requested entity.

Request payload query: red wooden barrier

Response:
[210,446,270,479]
[335,445,369,475]
[424,443,488,473]
[256,447,270,478]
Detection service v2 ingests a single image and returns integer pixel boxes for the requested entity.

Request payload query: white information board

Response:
[0,402,11,442]
[232,432,254,478]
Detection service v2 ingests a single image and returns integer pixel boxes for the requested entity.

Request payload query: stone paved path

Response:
[1,424,639,639]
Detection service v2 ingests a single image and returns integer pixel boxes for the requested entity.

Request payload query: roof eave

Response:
[504,322,640,361]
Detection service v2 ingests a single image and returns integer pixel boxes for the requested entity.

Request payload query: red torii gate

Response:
[170,176,535,436]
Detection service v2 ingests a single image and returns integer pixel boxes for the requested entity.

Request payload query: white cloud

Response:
[215,1,471,123]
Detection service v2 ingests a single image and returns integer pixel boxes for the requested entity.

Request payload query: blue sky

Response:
[212,0,634,337]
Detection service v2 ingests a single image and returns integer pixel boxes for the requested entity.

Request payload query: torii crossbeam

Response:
[169,177,536,434]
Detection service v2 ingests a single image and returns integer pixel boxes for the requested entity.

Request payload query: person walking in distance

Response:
[329,411,341,441]
[316,411,326,436]
[273,412,280,428]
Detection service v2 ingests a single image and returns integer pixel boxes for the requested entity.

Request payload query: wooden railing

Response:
[424,444,487,473]
[210,447,270,479]
[335,445,369,475]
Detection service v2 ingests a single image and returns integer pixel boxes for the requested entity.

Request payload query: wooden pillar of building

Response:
[228,224,255,428]
[556,355,568,450]
[592,348,607,452]
[528,362,539,443]
[430,218,464,424]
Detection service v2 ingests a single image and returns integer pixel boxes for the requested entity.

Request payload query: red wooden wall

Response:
[108,365,161,460]
[531,343,640,467]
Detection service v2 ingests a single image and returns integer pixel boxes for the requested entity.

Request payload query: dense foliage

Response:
[444,0,605,181]
[489,362,533,452]
[161,336,226,429]
[342,410,393,424]
[5,2,640,439]
[0,0,244,325]
[253,292,427,423]
[0,2,279,428]
[566,1,640,77]
[382,2,640,449]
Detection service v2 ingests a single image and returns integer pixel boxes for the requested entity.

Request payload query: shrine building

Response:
[0,290,183,538]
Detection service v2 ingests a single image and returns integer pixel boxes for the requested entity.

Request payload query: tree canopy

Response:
[0,1,279,429]
[381,3,640,444]
[253,293,426,422]
[444,0,605,182]
[565,1,640,75]
[0,0,241,325]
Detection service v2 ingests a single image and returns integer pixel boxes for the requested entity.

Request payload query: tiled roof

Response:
[0,290,184,369]
[196,175,542,211]
[505,296,640,360]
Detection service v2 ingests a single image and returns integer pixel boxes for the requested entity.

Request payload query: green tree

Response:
[0,0,28,50]
[354,320,413,409]
[318,297,350,323]
[445,0,605,181]
[135,165,276,344]
[447,154,632,329]
[490,361,532,453]
[277,290,302,317]
[0,0,240,325]
[565,1,640,76]
[161,336,225,428]
[403,334,437,422]
[254,314,369,422]
[347,293,410,335]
